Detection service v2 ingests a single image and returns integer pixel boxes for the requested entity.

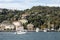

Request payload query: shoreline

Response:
[0,30,59,32]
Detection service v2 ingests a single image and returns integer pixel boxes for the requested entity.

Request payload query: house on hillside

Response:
[12,21,24,31]
[27,23,34,31]
[4,24,15,30]
[0,23,15,31]
[21,14,29,19]
[1,20,15,30]
[19,19,28,24]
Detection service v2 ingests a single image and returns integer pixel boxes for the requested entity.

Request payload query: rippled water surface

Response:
[0,32,60,40]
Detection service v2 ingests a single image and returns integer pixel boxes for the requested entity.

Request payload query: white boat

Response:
[51,28,54,30]
[16,31,26,34]
[15,30,27,34]
[14,26,27,34]
[43,29,47,32]
[36,28,39,32]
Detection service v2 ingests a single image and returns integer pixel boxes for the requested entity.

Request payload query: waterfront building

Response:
[0,23,5,31]
[27,23,34,31]
[0,23,15,31]
[4,24,15,30]
[17,26,24,31]
[12,21,23,31]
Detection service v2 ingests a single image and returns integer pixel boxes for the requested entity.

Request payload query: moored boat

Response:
[15,30,27,34]
[36,28,39,32]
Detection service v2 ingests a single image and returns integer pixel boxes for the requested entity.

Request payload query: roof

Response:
[12,21,22,26]
[19,19,28,24]
[27,23,34,27]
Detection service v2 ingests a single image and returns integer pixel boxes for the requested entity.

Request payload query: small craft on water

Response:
[36,28,39,32]
[14,26,27,34]
[15,30,27,34]
[43,29,47,32]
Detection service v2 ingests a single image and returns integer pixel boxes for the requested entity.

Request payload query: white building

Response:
[4,24,15,30]
[27,23,34,31]
[19,19,28,24]
[0,23,15,30]
[12,21,23,30]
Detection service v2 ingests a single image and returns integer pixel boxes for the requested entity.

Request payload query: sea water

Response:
[0,32,60,40]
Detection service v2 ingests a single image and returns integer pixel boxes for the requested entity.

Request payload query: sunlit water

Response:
[0,32,60,40]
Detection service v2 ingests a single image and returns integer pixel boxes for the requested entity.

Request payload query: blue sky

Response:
[0,0,60,10]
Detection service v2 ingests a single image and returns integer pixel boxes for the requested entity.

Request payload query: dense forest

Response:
[0,6,60,30]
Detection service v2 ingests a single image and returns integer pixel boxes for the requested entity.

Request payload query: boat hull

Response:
[14,31,27,34]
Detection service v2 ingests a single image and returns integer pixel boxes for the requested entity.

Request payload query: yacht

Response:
[43,29,47,32]
[15,30,27,34]
[15,27,27,34]
[36,28,39,32]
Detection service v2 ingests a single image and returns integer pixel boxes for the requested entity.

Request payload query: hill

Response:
[0,6,60,30]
